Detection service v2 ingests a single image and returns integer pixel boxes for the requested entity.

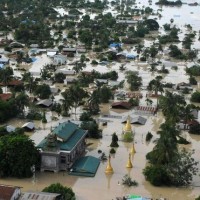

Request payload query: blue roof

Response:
[109,43,122,48]
[126,54,136,59]
[21,19,36,24]
[0,64,4,69]
[31,57,37,62]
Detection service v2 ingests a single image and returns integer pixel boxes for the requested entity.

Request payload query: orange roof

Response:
[0,93,12,101]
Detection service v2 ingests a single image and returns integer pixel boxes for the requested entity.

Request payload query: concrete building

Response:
[37,121,87,172]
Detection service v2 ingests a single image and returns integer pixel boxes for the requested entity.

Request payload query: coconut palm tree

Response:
[62,84,88,117]
[88,89,100,115]
[159,91,186,124]
[22,72,37,93]
[61,91,72,117]
[15,92,29,115]
[181,104,195,130]
[0,67,13,93]
[147,122,179,165]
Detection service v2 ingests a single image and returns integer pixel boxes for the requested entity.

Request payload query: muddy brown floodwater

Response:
[1,104,200,200]
[1,0,200,198]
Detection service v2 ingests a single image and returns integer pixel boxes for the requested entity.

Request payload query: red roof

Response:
[111,101,132,109]
[0,93,12,101]
[0,185,18,200]
[0,80,23,86]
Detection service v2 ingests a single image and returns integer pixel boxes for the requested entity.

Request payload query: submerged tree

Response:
[126,71,142,91]
[110,132,119,147]
[147,76,163,96]
[62,84,88,116]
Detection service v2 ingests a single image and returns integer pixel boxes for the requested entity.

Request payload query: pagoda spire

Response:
[126,153,133,168]
[123,115,132,133]
[105,155,114,174]
[130,142,136,154]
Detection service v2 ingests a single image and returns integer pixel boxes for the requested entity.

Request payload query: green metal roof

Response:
[37,122,87,152]
[69,156,100,177]
[53,121,78,141]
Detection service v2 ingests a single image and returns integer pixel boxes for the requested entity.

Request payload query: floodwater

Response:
[1,0,200,199]
[1,106,200,200]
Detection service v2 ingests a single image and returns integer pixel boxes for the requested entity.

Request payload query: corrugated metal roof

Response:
[122,115,147,125]
[69,156,100,177]
[37,122,87,151]
[36,99,53,107]
[21,191,61,200]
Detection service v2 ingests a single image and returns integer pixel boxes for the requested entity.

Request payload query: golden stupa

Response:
[130,143,136,154]
[126,153,133,168]
[105,155,114,174]
[123,115,132,133]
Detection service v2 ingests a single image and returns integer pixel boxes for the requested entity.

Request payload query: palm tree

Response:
[61,91,72,117]
[0,67,13,93]
[88,89,100,114]
[22,72,36,93]
[62,84,88,117]
[181,104,194,130]
[147,122,179,165]
[15,92,29,115]
[147,76,163,96]
[159,91,186,124]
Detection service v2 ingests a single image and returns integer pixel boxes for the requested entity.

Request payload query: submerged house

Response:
[37,121,87,172]
[53,54,67,65]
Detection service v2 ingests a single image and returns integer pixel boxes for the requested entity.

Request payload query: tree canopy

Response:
[42,183,75,200]
[0,134,40,178]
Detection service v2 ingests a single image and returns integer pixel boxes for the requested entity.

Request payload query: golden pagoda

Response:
[123,115,132,134]
[126,153,133,168]
[105,155,114,174]
[130,143,136,154]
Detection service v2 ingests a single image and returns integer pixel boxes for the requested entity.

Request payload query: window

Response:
[60,156,66,164]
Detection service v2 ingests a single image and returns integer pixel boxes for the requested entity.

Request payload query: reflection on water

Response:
[1,105,200,200]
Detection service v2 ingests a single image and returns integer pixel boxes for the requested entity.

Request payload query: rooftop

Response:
[20,191,61,200]
[0,184,20,200]
[69,156,100,177]
[37,121,87,152]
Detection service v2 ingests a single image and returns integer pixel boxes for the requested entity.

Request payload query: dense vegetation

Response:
[42,183,75,200]
[0,134,40,178]
[143,91,199,186]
